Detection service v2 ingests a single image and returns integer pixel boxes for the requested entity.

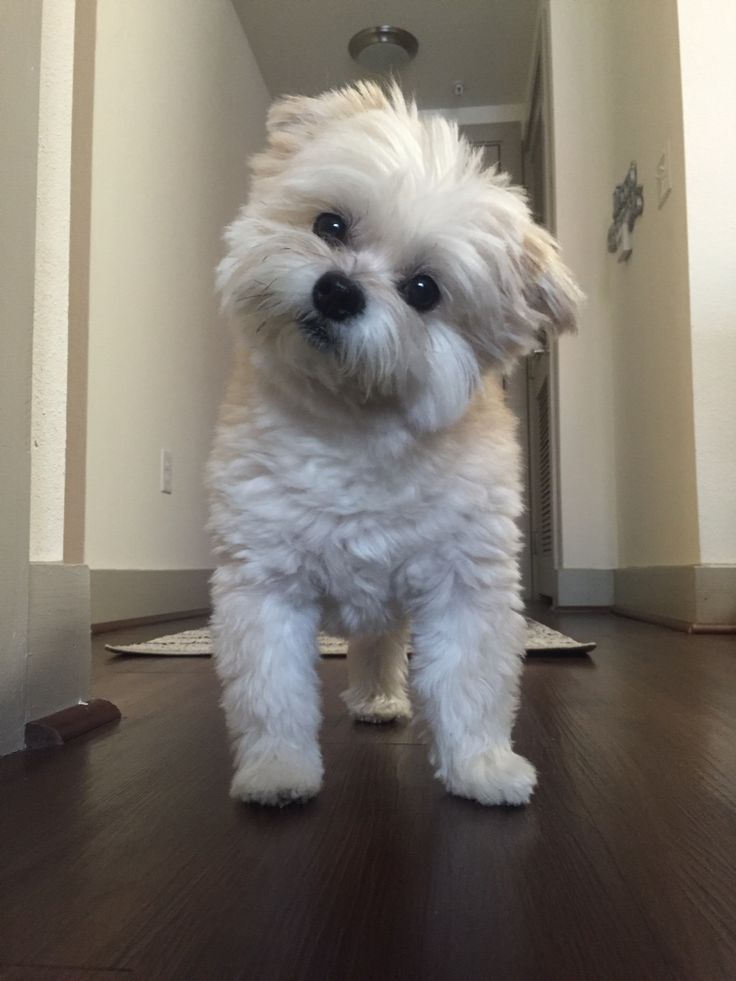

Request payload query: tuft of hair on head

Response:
[251,81,418,178]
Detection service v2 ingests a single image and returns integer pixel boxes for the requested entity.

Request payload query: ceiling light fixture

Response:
[348,25,419,74]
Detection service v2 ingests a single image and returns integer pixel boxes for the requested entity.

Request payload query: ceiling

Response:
[231,0,540,110]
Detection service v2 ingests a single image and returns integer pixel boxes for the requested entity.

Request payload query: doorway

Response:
[522,17,559,601]
[460,17,560,603]
[460,121,533,600]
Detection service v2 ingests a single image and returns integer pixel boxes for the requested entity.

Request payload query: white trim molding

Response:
[27,562,91,721]
[555,569,615,607]
[614,565,736,631]
[421,104,526,127]
[91,568,213,628]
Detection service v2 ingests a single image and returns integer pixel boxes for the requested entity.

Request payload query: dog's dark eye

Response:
[313,212,348,246]
[401,274,441,312]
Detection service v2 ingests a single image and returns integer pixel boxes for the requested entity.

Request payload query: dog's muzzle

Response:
[312,272,365,322]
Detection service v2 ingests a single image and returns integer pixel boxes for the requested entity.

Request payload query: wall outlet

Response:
[160,449,173,494]
[656,143,672,208]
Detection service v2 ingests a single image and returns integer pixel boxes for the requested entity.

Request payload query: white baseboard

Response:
[90,568,213,628]
[554,568,615,607]
[27,562,91,722]
[614,565,736,629]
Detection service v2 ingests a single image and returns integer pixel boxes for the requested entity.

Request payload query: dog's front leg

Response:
[211,568,323,806]
[411,584,536,806]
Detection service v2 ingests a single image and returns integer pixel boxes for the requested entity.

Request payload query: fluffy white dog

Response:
[207,83,579,808]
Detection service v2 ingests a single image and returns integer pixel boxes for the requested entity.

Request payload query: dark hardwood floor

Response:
[1,610,735,981]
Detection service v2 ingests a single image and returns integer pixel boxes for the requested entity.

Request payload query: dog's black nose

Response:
[312,272,365,322]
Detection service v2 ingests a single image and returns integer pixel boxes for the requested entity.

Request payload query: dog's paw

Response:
[342,689,412,724]
[444,747,537,807]
[230,751,323,807]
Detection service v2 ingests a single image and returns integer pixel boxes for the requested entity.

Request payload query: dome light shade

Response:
[348,26,419,73]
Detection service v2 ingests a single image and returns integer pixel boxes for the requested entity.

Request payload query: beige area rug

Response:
[106,620,596,657]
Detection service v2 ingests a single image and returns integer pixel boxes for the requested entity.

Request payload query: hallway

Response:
[1,611,734,980]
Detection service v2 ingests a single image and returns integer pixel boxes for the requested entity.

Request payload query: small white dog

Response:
[207,83,579,807]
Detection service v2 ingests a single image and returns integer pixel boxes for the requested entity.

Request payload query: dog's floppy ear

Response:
[519,224,581,335]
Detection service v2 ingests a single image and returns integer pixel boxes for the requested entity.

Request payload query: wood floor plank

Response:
[0,969,131,980]
[0,612,735,979]
[0,964,131,981]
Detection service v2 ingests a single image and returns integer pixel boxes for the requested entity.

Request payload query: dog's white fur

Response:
[207,83,579,807]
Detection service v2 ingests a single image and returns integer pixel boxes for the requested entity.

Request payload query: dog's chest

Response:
[286,459,438,630]
[220,427,458,588]
[211,395,517,632]
[273,448,438,567]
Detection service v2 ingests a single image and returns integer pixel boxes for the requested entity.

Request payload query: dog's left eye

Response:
[313,212,348,246]
[400,273,441,312]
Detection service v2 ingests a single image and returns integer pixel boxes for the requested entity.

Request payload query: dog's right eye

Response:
[313,212,348,246]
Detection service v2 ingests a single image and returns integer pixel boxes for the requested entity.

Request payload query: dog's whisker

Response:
[236,292,266,303]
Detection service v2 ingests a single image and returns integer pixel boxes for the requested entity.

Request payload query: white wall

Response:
[607,0,699,568]
[547,0,618,571]
[30,0,76,563]
[678,0,736,564]
[0,0,42,754]
[548,0,701,571]
[85,0,270,571]
[2,1,96,753]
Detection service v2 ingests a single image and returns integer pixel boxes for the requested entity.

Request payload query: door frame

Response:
[461,121,533,600]
[522,4,565,599]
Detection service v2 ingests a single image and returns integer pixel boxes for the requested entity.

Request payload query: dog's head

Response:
[219,83,580,430]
